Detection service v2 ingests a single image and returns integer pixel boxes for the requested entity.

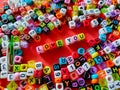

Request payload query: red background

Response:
[0,0,99,89]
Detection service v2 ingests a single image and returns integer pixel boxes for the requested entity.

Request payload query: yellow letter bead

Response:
[39,84,49,90]
[28,60,35,68]
[91,52,99,58]
[43,43,50,51]
[43,66,51,75]
[108,53,115,60]
[7,81,18,90]
[77,33,85,41]
[87,59,95,66]
[117,25,120,32]
[0,86,4,90]
[20,64,28,71]
[56,40,64,48]
[28,76,36,85]
[25,85,35,90]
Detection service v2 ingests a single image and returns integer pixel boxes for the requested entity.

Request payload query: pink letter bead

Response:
[14,56,22,64]
[14,72,20,81]
[36,45,44,54]
[76,66,85,75]
[66,56,74,64]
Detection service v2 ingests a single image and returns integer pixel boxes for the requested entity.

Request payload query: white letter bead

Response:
[27,68,34,76]
[103,46,111,54]
[0,71,8,78]
[23,15,31,21]
[67,64,76,72]
[13,42,20,49]
[113,56,120,66]
[72,16,79,21]
[20,72,27,80]
[60,8,67,15]
[36,46,44,54]
[2,41,9,48]
[115,80,120,89]
[1,24,8,32]
[54,70,62,78]
[105,75,114,83]
[104,12,110,18]
[7,74,14,81]
[104,68,112,75]
[38,15,45,22]
[79,15,86,22]
[78,6,85,10]
[56,83,64,90]
[72,35,79,43]
[85,0,92,4]
[82,62,91,71]
[28,10,34,16]
[35,62,43,70]
[94,9,100,16]
[53,19,61,27]
[100,20,108,27]
[108,82,115,90]
[99,27,107,34]
[1,63,8,71]
[91,19,99,28]
[2,35,9,42]
[28,30,37,38]
[5,9,12,15]
[65,37,73,45]
[0,56,7,63]
[112,39,120,47]
[69,21,76,29]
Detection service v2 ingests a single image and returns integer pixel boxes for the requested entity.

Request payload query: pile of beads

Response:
[0,0,120,89]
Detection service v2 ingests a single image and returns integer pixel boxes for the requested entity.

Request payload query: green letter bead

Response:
[13,36,20,42]
[56,40,64,47]
[101,87,108,90]
[7,81,18,90]
[13,65,21,72]
[47,22,55,31]
[94,84,101,90]
[99,78,107,87]
[112,73,120,80]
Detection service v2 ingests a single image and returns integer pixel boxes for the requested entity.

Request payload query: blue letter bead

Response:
[94,56,103,64]
[35,27,42,34]
[105,26,112,33]
[99,34,106,42]
[77,48,85,55]
[59,57,67,65]
[91,74,98,79]
[87,47,96,55]
[53,64,61,71]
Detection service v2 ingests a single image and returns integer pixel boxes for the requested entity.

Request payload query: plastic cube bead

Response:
[77,33,85,41]
[20,72,27,80]
[53,64,61,71]
[66,56,74,64]
[59,57,67,65]
[69,21,76,29]
[99,34,106,42]
[36,45,44,54]
[47,22,55,31]
[34,69,43,78]
[28,76,36,85]
[56,40,64,47]
[27,68,34,76]
[35,62,43,70]
[65,37,73,45]
[82,62,91,71]
[43,66,51,75]
[14,56,22,64]
[56,83,64,90]
[54,70,62,78]
[70,71,79,81]
[77,78,85,87]
[20,64,28,71]
[76,66,85,75]
[94,56,103,65]
[43,43,50,51]
[67,64,76,72]
[77,48,85,55]
[13,65,21,72]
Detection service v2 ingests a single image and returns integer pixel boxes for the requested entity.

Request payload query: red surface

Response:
[0,0,100,89]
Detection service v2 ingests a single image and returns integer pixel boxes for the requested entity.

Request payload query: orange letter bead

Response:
[54,78,62,83]
[97,70,106,79]
[91,79,98,84]
[43,43,50,51]
[56,12,63,19]
[105,60,115,67]
[25,85,35,90]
